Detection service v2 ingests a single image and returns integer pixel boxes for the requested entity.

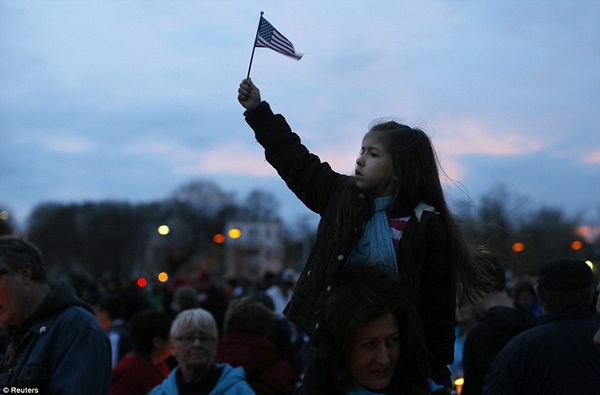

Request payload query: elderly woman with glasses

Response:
[149,308,255,395]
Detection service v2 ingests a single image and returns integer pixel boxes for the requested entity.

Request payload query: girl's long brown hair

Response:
[335,121,492,302]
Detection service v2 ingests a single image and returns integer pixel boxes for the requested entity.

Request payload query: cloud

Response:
[174,142,275,177]
[40,134,96,154]
[583,150,600,165]
[2,1,600,228]
[436,118,546,157]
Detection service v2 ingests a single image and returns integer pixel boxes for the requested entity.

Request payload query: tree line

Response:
[1,181,598,284]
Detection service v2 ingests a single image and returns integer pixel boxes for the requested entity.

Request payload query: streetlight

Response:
[158,272,169,283]
[512,242,525,253]
[158,225,170,235]
[228,228,242,239]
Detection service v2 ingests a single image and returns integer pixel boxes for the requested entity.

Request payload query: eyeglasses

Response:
[175,333,214,346]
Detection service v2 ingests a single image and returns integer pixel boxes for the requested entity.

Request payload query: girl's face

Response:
[348,313,400,391]
[355,131,395,196]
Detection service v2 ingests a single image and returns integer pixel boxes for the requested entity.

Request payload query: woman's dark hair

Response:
[130,310,173,354]
[319,268,428,393]
[335,121,492,302]
[223,296,274,336]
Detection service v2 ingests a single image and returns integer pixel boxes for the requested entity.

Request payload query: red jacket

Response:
[216,332,297,395]
[110,351,170,395]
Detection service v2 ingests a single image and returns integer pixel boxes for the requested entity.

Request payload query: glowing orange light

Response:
[571,240,583,251]
[158,272,169,282]
[512,242,525,253]
[213,234,225,244]
[137,277,147,287]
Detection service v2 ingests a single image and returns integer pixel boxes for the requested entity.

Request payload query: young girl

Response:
[237,78,491,393]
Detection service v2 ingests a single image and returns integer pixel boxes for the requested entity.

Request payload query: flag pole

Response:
[246,11,264,79]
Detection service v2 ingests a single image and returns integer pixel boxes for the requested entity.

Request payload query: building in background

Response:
[224,221,285,281]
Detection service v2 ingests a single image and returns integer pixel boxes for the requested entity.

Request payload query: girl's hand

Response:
[238,78,262,111]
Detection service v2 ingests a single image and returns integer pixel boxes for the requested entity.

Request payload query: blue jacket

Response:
[0,281,111,394]
[148,364,255,395]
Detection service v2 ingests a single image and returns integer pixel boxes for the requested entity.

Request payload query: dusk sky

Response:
[2,1,599,231]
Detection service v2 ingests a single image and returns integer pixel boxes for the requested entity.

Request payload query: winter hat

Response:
[537,258,593,291]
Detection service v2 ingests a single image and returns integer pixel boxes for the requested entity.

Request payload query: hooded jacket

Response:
[148,364,255,395]
[244,102,456,389]
[0,281,111,394]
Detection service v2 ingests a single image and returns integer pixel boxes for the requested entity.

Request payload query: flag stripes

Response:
[255,17,302,60]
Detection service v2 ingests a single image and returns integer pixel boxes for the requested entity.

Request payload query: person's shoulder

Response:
[62,304,103,326]
[411,212,447,246]
[493,324,538,357]
[40,304,105,335]
[112,352,141,371]
[148,368,176,395]
[214,363,256,393]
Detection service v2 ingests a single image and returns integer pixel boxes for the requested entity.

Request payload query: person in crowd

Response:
[110,310,173,395]
[247,293,292,361]
[512,281,542,318]
[592,288,600,345]
[595,288,600,346]
[237,78,492,393]
[484,258,600,394]
[162,276,191,315]
[96,294,133,367]
[216,296,296,395]
[593,283,600,321]
[461,255,532,395]
[193,269,229,336]
[223,276,246,300]
[451,293,480,386]
[265,268,296,318]
[0,236,111,394]
[171,285,200,314]
[297,268,429,394]
[149,307,254,395]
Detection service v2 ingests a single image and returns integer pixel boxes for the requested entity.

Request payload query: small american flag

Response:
[255,17,303,60]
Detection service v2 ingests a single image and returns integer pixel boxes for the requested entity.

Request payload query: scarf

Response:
[344,196,399,279]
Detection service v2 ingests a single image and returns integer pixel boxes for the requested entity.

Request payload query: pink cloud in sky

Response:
[434,117,545,157]
[583,150,600,164]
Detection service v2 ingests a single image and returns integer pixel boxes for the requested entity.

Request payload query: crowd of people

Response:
[0,78,599,394]
[1,235,599,395]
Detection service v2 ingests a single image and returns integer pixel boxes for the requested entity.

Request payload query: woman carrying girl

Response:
[237,78,491,393]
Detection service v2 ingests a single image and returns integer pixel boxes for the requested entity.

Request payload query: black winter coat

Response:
[245,102,457,388]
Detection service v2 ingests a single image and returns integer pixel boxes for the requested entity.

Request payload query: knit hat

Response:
[537,258,593,291]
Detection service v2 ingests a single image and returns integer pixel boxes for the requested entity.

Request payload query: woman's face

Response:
[355,131,396,196]
[171,325,216,372]
[348,313,400,391]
